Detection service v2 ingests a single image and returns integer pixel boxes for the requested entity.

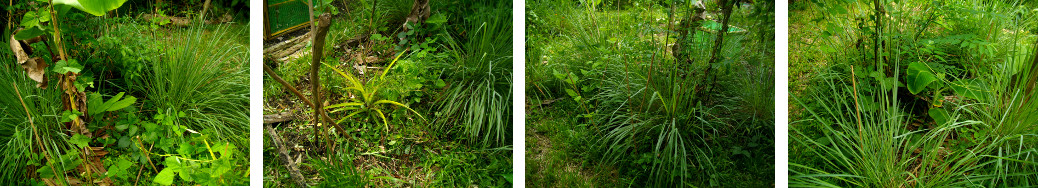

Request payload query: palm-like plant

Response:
[324,58,426,133]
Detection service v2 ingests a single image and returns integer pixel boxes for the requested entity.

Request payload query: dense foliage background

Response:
[0,0,250,186]
[262,0,513,187]
[790,0,1038,187]
[526,0,774,187]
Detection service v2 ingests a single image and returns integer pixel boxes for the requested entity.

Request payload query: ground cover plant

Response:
[526,0,775,187]
[261,0,512,187]
[790,0,1038,187]
[0,0,249,186]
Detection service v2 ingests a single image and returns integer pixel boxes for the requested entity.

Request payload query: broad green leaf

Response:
[53,0,129,16]
[20,11,39,28]
[106,94,137,112]
[906,62,938,94]
[52,59,83,74]
[928,108,951,126]
[565,89,579,97]
[99,92,124,110]
[87,93,104,115]
[949,79,987,101]
[69,134,90,148]
[564,72,579,85]
[13,27,46,40]
[36,165,55,178]
[433,79,446,88]
[153,168,176,185]
[426,14,447,24]
[117,136,131,148]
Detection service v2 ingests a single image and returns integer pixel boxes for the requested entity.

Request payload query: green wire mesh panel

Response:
[700,20,747,34]
[265,0,311,39]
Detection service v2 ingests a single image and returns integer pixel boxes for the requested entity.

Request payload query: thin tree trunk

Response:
[706,0,734,66]
[697,0,735,98]
[310,13,333,153]
[200,0,212,22]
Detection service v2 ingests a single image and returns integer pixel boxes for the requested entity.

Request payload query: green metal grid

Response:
[265,0,311,39]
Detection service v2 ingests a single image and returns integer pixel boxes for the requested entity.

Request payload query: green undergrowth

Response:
[0,4,249,185]
[262,0,512,187]
[790,0,1038,187]
[527,0,774,187]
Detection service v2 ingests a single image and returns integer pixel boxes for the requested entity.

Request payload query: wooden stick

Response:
[851,65,864,143]
[310,13,333,153]
[266,125,309,188]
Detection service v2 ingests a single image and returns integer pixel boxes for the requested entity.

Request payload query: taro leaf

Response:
[153,168,176,185]
[906,62,938,94]
[20,11,39,28]
[950,79,987,101]
[52,0,129,17]
[928,108,951,126]
[13,27,46,40]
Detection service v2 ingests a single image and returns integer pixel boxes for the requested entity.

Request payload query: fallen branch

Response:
[265,125,308,188]
[263,112,296,124]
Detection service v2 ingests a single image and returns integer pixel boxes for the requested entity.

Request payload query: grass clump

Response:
[790,0,1038,186]
[527,0,775,187]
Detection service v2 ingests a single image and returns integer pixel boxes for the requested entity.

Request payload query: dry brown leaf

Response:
[9,35,49,88]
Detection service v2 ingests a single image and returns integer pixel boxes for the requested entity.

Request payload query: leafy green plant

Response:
[139,25,249,150]
[325,59,426,133]
[430,1,513,147]
[790,0,1038,186]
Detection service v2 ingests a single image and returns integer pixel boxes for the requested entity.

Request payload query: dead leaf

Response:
[24,58,49,88]
[9,35,49,88]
